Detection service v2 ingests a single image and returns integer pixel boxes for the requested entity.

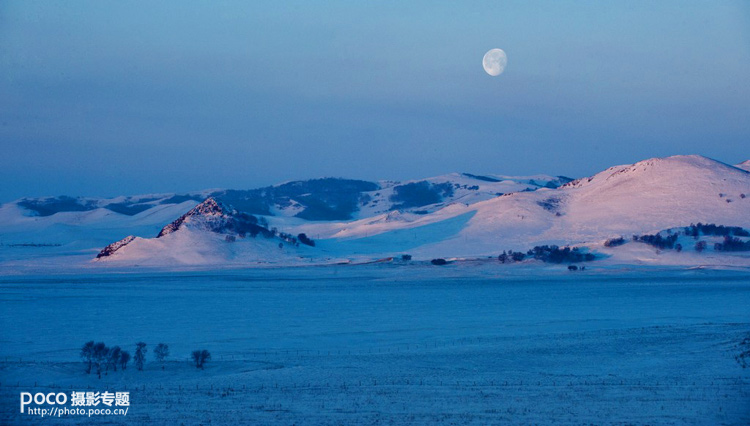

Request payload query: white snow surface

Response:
[0,268,748,424]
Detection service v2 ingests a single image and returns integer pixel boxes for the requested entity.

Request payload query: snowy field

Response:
[1,265,749,425]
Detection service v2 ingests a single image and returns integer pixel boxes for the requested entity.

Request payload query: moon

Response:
[482,48,507,76]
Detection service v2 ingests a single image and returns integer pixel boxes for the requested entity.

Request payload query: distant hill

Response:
[8,173,569,222]
[1,155,748,269]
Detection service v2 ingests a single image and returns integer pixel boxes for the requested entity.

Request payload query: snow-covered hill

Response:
[353,173,570,219]
[398,155,750,261]
[2,155,748,269]
[93,198,318,266]
[3,173,567,224]
[211,174,569,221]
[0,197,201,266]
[0,172,564,258]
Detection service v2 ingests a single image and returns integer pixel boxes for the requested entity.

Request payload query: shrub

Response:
[511,251,526,262]
[278,232,298,246]
[527,245,595,263]
[537,197,562,213]
[498,250,526,263]
[633,233,678,250]
[297,233,315,247]
[604,237,625,247]
[431,258,448,266]
[683,223,750,238]
[714,236,750,252]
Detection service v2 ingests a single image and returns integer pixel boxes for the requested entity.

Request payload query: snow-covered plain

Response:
[0,266,748,425]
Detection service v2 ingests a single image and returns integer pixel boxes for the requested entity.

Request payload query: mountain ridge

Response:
[1,155,748,269]
[92,155,750,266]
[6,173,569,222]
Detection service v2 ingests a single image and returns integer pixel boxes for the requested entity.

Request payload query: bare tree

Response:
[154,343,169,370]
[92,342,108,379]
[191,349,211,369]
[134,342,147,371]
[80,341,95,374]
[191,350,202,369]
[737,335,750,369]
[119,351,131,370]
[107,346,122,373]
[200,350,211,368]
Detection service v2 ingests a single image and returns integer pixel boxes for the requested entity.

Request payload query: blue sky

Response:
[1,1,749,201]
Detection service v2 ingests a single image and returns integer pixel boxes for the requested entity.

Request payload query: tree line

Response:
[684,223,750,238]
[80,342,211,377]
[629,224,750,252]
[498,245,596,264]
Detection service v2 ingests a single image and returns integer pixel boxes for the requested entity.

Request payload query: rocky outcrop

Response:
[157,197,227,237]
[156,197,273,239]
[96,235,136,258]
